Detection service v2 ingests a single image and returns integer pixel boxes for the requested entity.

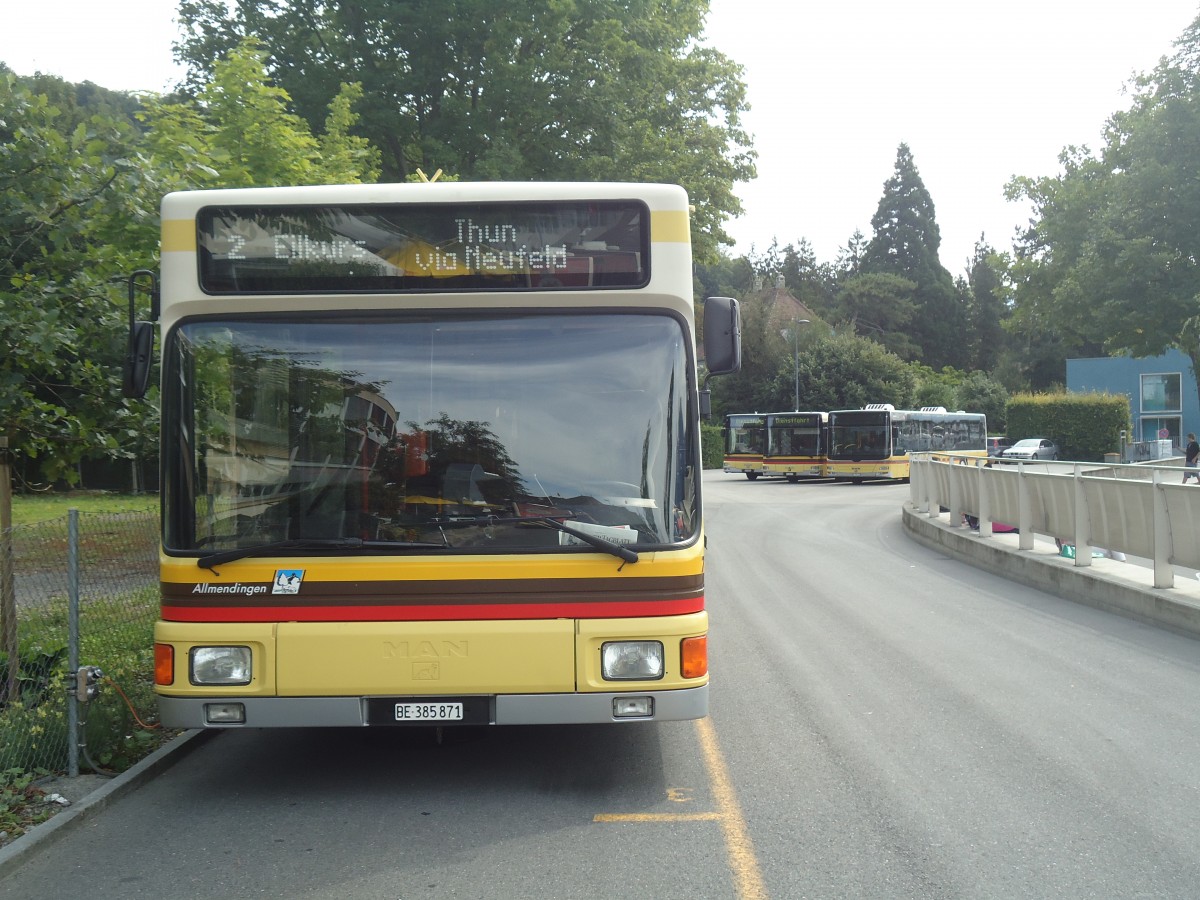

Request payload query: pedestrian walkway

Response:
[0,732,212,878]
[903,502,1200,640]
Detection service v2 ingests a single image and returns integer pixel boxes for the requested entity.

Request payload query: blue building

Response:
[1066,349,1198,445]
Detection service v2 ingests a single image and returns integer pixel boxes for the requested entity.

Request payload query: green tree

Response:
[909,364,961,410]
[835,229,869,278]
[862,143,964,369]
[1007,15,1200,397]
[0,74,157,483]
[779,240,838,320]
[833,272,919,360]
[965,238,1008,372]
[955,371,1010,432]
[173,0,755,260]
[797,333,916,411]
[709,293,787,416]
[141,38,379,189]
[694,252,753,304]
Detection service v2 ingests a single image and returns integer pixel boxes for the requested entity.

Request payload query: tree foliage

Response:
[862,144,964,369]
[965,238,1008,373]
[0,74,155,482]
[1,42,380,484]
[173,0,755,260]
[797,333,916,412]
[833,272,919,359]
[140,38,379,190]
[1007,13,1200,399]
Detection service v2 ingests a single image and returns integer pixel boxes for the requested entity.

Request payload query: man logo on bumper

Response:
[273,570,305,595]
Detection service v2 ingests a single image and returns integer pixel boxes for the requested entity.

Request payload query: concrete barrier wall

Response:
[910,455,1200,588]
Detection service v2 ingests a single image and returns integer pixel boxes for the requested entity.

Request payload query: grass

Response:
[7,491,158,526]
[0,584,172,847]
[1,497,166,846]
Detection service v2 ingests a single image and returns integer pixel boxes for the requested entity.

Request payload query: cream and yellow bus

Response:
[826,405,986,482]
[763,411,828,481]
[124,182,740,728]
[722,413,767,479]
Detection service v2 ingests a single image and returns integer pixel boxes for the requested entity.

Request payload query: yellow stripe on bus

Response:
[160,545,704,584]
[161,218,196,252]
[651,209,690,243]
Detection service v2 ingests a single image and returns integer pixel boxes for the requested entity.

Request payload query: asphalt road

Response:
[4,472,1200,898]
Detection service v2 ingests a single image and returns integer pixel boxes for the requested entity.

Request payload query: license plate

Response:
[394,702,462,722]
[366,697,487,726]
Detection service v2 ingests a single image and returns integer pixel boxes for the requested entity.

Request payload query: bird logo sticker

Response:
[272,569,305,595]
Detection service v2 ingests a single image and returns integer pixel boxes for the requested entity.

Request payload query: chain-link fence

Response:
[1,509,164,778]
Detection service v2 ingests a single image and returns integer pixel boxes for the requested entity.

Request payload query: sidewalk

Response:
[0,730,213,879]
[903,502,1200,640]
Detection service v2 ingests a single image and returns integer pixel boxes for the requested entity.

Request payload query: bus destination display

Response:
[197,201,649,293]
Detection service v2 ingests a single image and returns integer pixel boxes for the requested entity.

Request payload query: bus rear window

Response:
[197,200,649,294]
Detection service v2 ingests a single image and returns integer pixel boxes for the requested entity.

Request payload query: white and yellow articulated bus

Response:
[826,404,987,482]
[123,182,741,728]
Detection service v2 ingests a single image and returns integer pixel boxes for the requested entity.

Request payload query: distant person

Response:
[1184,432,1200,483]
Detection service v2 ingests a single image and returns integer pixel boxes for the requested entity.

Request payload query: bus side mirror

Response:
[122,269,159,399]
[703,296,741,376]
[122,321,155,398]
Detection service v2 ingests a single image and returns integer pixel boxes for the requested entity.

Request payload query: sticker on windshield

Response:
[273,569,305,595]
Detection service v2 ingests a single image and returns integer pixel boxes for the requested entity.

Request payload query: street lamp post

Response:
[790,318,810,410]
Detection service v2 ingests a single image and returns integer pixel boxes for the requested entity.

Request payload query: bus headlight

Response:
[601,641,664,681]
[190,647,252,685]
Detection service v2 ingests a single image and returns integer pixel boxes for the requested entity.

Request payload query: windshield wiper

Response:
[482,513,638,564]
[534,517,639,564]
[431,514,639,564]
[196,537,448,570]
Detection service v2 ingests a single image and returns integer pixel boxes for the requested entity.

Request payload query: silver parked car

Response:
[1000,438,1059,461]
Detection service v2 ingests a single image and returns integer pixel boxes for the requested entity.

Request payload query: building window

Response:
[1141,373,1181,413]
[1140,415,1182,444]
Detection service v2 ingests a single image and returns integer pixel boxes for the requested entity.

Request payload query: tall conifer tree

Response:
[862,144,964,369]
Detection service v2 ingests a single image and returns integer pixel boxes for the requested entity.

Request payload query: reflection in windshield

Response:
[163,314,696,553]
[830,413,891,461]
[725,416,765,455]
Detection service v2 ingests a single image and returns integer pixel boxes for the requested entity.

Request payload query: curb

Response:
[0,729,216,880]
[902,502,1200,640]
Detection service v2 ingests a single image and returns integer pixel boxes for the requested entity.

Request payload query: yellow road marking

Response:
[695,716,769,900]
[593,717,769,899]
[594,812,722,822]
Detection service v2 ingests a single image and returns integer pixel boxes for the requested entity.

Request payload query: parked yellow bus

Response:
[124,182,739,728]
[826,405,986,482]
[722,413,766,479]
[763,412,828,481]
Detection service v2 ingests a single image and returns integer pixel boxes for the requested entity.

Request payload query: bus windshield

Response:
[163,312,696,553]
[725,416,765,455]
[830,411,891,460]
[766,414,822,457]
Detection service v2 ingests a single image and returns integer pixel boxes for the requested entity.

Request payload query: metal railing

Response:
[1,509,160,778]
[909,454,1199,589]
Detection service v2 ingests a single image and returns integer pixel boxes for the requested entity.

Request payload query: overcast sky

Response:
[2,1,1197,273]
[704,0,1200,272]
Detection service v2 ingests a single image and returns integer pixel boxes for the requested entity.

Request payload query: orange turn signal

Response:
[680,635,708,679]
[154,643,175,686]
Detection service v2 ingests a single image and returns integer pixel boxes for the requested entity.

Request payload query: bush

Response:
[1006,392,1130,460]
[701,422,724,469]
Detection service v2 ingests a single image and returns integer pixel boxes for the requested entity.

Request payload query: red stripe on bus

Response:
[161,597,705,623]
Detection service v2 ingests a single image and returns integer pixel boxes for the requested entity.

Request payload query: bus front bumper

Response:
[157,684,709,728]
